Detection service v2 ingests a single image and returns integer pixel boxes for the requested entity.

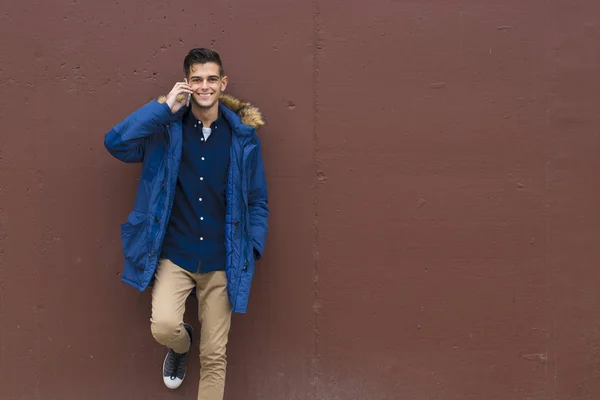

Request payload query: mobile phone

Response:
[185,78,191,107]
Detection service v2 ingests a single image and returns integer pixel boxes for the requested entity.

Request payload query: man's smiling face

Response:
[187,62,228,109]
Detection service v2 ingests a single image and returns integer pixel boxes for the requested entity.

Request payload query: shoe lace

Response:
[168,350,185,379]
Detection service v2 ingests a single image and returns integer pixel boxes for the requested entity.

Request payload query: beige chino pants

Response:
[150,258,232,400]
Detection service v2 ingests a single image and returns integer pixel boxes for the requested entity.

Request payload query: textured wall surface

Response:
[1,1,600,399]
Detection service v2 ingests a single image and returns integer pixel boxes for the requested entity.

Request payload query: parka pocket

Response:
[120,211,148,271]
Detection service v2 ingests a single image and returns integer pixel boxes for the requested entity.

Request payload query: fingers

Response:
[172,81,193,93]
[169,81,193,105]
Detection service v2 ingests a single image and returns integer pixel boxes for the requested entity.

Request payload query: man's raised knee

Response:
[151,318,181,345]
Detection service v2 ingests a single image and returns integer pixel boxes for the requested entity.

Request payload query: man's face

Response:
[187,62,228,109]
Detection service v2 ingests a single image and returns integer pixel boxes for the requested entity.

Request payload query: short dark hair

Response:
[183,48,224,77]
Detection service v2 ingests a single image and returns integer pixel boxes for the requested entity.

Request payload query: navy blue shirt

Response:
[161,108,232,273]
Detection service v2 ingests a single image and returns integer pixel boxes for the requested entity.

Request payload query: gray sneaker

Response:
[162,323,193,389]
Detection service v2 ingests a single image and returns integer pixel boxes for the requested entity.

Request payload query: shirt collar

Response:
[184,108,225,129]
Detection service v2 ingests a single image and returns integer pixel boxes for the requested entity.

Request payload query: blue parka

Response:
[104,94,269,313]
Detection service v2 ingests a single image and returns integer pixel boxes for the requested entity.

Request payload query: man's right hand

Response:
[165,81,193,114]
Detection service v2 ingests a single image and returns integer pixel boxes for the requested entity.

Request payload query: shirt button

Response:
[201,157,205,161]
[199,198,203,202]
[200,177,204,181]
[200,237,204,241]
[200,217,204,221]
[194,125,197,128]
[201,138,204,142]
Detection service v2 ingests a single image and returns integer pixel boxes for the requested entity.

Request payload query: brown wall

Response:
[2,1,600,399]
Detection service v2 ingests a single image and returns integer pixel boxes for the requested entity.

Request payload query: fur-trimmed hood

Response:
[157,93,265,129]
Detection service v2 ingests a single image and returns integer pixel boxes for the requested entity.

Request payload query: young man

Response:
[104,48,268,400]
